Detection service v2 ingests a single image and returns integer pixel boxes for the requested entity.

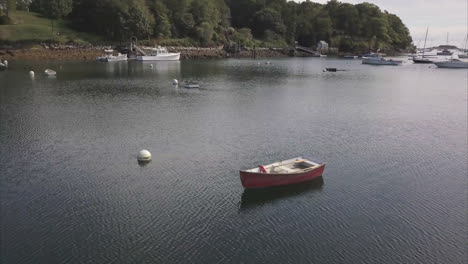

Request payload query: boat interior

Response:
[246,157,321,174]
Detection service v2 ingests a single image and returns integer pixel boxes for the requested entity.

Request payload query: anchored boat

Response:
[362,55,402,66]
[434,59,468,68]
[44,69,57,76]
[240,157,326,189]
[183,81,200,88]
[137,46,180,61]
[97,49,127,62]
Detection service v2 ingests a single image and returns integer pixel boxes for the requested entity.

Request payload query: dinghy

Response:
[44,69,57,76]
[183,81,200,89]
[240,157,326,189]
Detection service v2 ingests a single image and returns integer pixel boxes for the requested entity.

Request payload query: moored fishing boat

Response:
[137,46,180,61]
[240,157,325,189]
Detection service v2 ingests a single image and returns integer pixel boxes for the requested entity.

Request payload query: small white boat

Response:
[0,62,6,71]
[137,46,180,61]
[44,69,57,76]
[105,53,127,62]
[362,55,402,66]
[97,49,127,62]
[343,55,358,59]
[434,59,468,68]
[183,81,200,89]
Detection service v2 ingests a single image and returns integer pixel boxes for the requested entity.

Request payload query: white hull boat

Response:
[362,56,402,66]
[458,53,468,59]
[105,53,127,62]
[137,46,180,61]
[0,62,6,71]
[183,81,200,89]
[434,59,468,68]
[137,53,180,61]
[44,69,57,76]
[97,49,127,62]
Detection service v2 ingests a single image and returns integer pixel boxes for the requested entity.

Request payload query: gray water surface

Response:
[1,58,467,263]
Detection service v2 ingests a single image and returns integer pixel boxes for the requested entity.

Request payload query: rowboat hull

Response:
[240,164,325,189]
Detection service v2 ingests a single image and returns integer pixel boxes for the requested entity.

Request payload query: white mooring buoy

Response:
[172,79,179,85]
[29,70,35,77]
[150,64,154,68]
[137,150,152,162]
[4,60,8,67]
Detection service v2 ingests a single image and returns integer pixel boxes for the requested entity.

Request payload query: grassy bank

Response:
[0,11,102,44]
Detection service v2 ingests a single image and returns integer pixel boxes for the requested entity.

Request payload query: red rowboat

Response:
[240,157,326,189]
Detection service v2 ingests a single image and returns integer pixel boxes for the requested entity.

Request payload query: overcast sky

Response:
[295,0,468,47]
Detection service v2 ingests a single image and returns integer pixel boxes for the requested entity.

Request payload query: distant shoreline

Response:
[0,45,290,61]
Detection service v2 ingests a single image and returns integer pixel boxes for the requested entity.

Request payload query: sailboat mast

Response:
[423,27,428,56]
[446,32,449,45]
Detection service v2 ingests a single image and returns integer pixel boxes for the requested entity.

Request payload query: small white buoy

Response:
[137,150,152,162]
[4,60,7,67]
[150,64,154,68]
[29,70,35,77]
[172,79,178,85]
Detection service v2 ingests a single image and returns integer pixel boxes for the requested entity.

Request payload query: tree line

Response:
[2,0,413,51]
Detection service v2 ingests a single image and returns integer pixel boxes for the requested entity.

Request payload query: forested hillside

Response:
[1,0,413,52]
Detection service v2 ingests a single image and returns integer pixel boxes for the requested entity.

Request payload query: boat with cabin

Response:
[239,157,326,189]
[362,54,402,66]
[434,59,468,68]
[96,49,127,62]
[437,49,453,56]
[137,46,180,61]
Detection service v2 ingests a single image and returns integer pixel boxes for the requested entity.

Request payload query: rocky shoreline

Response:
[0,44,290,61]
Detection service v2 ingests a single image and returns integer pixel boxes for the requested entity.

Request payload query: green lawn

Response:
[0,11,102,43]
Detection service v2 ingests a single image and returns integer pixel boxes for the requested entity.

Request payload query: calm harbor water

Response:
[1,58,467,263]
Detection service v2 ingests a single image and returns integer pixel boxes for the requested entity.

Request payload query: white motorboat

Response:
[0,61,6,71]
[137,46,180,61]
[434,59,468,68]
[105,53,127,62]
[44,69,57,76]
[343,55,358,59]
[183,81,200,88]
[362,55,402,66]
[97,49,127,62]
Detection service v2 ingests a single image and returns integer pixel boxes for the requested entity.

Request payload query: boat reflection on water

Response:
[239,176,324,210]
